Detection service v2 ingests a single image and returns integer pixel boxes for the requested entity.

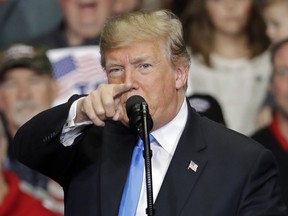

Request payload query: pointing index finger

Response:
[112,83,133,98]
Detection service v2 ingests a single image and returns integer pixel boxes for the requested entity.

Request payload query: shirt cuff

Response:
[60,99,92,146]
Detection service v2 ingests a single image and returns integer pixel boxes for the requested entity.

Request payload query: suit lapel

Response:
[155,107,208,216]
[100,122,137,216]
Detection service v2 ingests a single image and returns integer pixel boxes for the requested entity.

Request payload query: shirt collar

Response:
[151,99,188,156]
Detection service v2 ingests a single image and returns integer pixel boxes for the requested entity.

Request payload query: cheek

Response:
[31,85,54,104]
[205,2,221,21]
[34,91,54,105]
[207,9,221,24]
[239,2,251,16]
[0,93,17,110]
[273,79,288,97]
[236,5,251,26]
[279,25,288,38]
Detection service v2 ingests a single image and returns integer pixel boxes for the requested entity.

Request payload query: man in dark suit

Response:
[13,10,287,216]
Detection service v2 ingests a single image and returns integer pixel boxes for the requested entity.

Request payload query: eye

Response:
[141,64,151,69]
[138,63,152,73]
[107,67,124,78]
[2,80,18,92]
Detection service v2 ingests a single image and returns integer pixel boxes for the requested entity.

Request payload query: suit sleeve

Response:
[13,94,86,186]
[238,148,288,216]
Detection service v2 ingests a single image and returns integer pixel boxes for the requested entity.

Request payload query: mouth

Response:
[78,0,98,9]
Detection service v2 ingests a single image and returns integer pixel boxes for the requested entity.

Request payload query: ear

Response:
[175,64,189,90]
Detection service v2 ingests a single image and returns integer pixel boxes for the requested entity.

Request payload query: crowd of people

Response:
[0,0,288,215]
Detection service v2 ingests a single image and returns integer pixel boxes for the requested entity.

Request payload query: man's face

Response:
[59,0,112,38]
[272,44,288,118]
[0,68,57,135]
[104,40,188,130]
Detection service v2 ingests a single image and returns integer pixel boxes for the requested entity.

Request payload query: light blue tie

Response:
[118,135,155,216]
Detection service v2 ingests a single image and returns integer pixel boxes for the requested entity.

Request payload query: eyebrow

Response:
[106,55,154,68]
[130,56,152,65]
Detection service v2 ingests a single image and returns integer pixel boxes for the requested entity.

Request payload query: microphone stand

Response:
[140,102,155,216]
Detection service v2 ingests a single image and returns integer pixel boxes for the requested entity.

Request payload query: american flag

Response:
[52,54,107,104]
[187,160,198,172]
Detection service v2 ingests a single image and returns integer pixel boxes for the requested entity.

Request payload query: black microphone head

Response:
[126,95,153,137]
[126,95,145,119]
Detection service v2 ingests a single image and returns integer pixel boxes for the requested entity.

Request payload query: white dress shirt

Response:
[60,99,188,215]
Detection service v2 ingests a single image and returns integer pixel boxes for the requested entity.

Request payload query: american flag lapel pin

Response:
[188,160,198,172]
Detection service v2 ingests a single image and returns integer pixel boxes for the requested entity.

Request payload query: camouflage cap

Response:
[0,43,53,82]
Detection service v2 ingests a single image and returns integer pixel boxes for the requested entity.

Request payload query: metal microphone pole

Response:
[140,102,154,216]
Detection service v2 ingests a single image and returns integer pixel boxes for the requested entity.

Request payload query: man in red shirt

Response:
[0,117,58,216]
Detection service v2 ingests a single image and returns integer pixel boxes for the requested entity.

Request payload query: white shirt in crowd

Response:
[186,51,272,135]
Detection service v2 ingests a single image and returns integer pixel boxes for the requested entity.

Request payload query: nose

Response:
[17,82,31,99]
[123,66,134,84]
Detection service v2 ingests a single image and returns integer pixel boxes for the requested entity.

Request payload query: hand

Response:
[75,83,133,126]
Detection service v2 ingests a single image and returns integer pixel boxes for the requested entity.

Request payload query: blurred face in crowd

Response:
[205,0,252,36]
[272,43,288,119]
[112,0,142,15]
[0,68,57,136]
[59,0,113,38]
[262,1,288,44]
[104,40,188,130]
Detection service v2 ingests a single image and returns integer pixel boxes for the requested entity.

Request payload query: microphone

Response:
[126,95,155,216]
[126,95,153,138]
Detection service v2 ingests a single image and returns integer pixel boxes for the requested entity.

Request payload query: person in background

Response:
[252,38,288,207]
[188,94,226,126]
[0,0,62,50]
[256,0,288,129]
[0,43,63,214]
[141,0,188,16]
[261,0,288,44]
[112,0,143,15]
[0,116,58,216]
[31,0,113,49]
[182,0,271,135]
[13,10,287,215]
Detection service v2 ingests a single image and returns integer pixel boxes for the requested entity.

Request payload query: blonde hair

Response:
[100,9,191,69]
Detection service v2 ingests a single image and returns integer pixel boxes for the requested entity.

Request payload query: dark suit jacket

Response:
[13,96,287,216]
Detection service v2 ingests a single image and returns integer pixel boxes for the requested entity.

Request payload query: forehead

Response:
[2,67,41,79]
[105,40,168,64]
